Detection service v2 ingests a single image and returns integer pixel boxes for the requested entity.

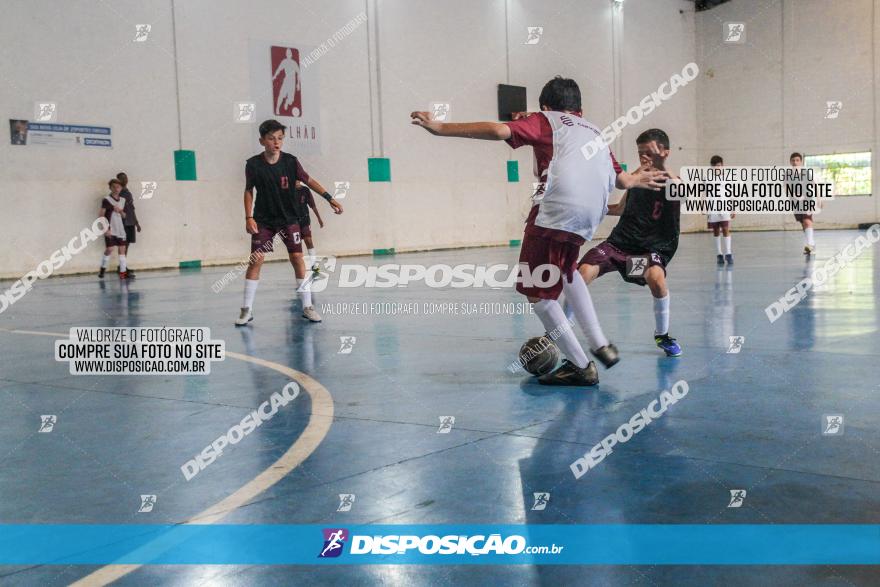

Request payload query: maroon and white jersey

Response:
[506,111,621,241]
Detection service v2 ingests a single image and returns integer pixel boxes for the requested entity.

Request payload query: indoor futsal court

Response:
[1,0,879,586]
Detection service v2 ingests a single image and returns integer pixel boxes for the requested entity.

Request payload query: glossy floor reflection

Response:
[1,229,878,586]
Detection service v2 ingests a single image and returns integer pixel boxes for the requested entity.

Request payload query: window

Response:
[804,152,872,196]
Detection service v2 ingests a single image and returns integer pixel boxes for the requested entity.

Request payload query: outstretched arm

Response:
[616,165,670,191]
[410,111,511,140]
[306,177,343,215]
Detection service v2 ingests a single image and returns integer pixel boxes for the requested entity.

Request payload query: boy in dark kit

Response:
[116,172,141,277]
[411,77,668,386]
[576,129,682,358]
[235,119,343,326]
[294,180,325,272]
[99,179,128,279]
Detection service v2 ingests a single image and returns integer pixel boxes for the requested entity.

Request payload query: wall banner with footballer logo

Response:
[248,40,321,154]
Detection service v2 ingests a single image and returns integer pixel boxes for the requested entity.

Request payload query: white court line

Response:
[0,328,334,586]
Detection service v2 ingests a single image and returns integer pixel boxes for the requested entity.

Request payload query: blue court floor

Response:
[1,229,878,586]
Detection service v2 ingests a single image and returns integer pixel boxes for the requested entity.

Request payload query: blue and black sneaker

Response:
[654,333,682,357]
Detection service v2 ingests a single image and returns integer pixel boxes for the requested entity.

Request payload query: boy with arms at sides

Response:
[706,155,734,265]
[294,180,325,272]
[790,152,816,255]
[575,129,682,358]
[99,179,128,279]
[411,76,668,386]
[116,172,142,277]
[235,119,343,326]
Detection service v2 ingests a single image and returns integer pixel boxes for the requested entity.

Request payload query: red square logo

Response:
[271,46,302,117]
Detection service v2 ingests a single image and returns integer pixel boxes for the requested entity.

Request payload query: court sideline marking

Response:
[0,328,334,586]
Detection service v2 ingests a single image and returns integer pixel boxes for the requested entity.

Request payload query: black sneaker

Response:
[98,267,105,279]
[538,359,599,386]
[591,343,620,369]
[725,254,734,265]
[716,254,724,266]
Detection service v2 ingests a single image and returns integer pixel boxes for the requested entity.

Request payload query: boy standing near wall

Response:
[294,180,325,271]
[790,152,816,255]
[116,172,141,277]
[99,179,128,279]
[706,155,734,265]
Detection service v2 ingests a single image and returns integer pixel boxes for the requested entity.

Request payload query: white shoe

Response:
[235,307,253,326]
[302,305,322,323]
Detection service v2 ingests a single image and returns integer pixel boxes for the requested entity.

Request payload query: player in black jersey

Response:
[235,119,343,326]
[575,129,682,357]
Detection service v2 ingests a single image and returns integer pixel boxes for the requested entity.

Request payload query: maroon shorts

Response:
[794,214,813,223]
[251,222,302,254]
[579,241,666,287]
[516,231,580,300]
[707,220,730,230]
[104,235,126,247]
[300,223,312,238]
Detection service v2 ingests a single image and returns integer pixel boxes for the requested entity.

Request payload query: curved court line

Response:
[0,328,334,586]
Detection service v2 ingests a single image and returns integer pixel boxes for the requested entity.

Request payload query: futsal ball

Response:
[291,107,301,117]
[519,336,559,376]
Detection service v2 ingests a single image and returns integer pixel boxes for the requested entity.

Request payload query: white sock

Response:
[723,236,732,255]
[100,254,110,269]
[533,299,588,369]
[243,279,259,309]
[653,294,670,336]
[714,236,722,255]
[562,274,609,350]
[805,227,814,246]
[307,248,316,265]
[118,255,127,272]
[296,278,313,307]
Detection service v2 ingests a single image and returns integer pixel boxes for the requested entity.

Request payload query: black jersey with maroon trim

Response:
[245,152,310,226]
[606,185,681,264]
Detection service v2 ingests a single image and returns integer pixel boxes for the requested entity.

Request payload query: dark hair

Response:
[259,119,286,137]
[116,172,128,185]
[710,155,723,166]
[789,152,803,160]
[538,77,581,112]
[636,128,670,150]
[108,178,122,188]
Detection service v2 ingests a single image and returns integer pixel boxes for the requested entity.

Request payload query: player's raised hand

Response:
[630,165,670,191]
[641,140,666,170]
[330,199,344,214]
[410,111,442,135]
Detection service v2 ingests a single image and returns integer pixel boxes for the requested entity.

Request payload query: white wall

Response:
[0,0,697,278]
[696,0,879,230]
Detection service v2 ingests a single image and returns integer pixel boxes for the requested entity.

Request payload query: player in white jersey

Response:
[411,76,667,386]
[706,155,735,265]
[790,152,817,255]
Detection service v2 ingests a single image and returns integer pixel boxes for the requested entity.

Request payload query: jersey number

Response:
[651,201,663,220]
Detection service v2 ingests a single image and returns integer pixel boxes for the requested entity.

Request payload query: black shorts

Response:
[124,225,137,244]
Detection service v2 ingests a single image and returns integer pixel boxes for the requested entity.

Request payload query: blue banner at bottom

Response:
[0,525,878,565]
